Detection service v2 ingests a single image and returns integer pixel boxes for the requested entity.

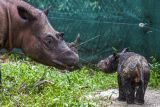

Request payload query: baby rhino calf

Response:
[97,48,150,104]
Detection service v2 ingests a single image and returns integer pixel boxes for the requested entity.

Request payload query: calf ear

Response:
[17,6,36,21]
[121,48,129,53]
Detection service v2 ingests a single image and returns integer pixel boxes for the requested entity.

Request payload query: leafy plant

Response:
[149,56,160,88]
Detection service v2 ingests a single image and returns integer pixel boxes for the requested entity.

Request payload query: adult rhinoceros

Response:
[0,0,79,69]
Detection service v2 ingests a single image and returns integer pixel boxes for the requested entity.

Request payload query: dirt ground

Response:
[84,89,160,107]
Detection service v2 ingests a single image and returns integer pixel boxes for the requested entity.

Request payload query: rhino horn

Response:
[73,33,80,47]
[43,6,52,16]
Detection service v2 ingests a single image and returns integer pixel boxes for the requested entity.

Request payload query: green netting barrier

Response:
[27,0,160,63]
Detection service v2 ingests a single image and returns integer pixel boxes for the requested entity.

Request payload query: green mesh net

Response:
[27,0,160,63]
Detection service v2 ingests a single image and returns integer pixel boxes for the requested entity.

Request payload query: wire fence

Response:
[27,0,160,63]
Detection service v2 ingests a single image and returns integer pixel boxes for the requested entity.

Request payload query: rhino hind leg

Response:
[135,80,148,105]
[135,85,145,105]
[125,79,135,104]
[117,74,126,101]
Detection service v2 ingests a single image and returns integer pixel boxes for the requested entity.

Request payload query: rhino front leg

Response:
[118,74,126,101]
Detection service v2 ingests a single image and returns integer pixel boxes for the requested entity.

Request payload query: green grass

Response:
[0,53,160,106]
[0,53,117,107]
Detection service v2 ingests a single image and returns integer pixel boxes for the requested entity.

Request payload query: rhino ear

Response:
[43,6,51,16]
[17,6,36,21]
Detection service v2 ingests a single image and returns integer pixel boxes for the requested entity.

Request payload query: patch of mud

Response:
[83,89,160,107]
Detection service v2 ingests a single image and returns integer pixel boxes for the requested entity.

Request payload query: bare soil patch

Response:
[84,89,160,107]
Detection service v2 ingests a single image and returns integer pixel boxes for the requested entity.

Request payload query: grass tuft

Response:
[0,53,117,106]
[0,53,159,106]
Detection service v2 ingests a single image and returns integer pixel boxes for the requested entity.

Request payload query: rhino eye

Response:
[46,38,52,44]
[45,35,55,48]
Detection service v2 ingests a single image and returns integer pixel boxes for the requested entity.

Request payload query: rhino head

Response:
[97,48,129,73]
[6,0,79,69]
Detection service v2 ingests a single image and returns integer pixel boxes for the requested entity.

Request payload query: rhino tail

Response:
[135,64,144,83]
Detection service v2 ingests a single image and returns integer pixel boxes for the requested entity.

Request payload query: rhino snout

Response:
[97,60,105,68]
[61,50,79,66]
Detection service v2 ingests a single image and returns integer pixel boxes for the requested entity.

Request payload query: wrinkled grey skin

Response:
[97,48,150,104]
[0,0,79,70]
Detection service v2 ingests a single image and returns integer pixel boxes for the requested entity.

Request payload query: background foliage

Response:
[26,0,160,63]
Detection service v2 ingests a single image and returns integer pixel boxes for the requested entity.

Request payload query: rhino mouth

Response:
[52,60,65,67]
[52,59,80,71]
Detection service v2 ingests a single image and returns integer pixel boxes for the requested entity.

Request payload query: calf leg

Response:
[135,81,148,105]
[135,85,145,104]
[125,80,135,104]
[118,74,126,101]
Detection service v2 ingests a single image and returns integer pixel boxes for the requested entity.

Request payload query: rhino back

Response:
[118,52,150,79]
